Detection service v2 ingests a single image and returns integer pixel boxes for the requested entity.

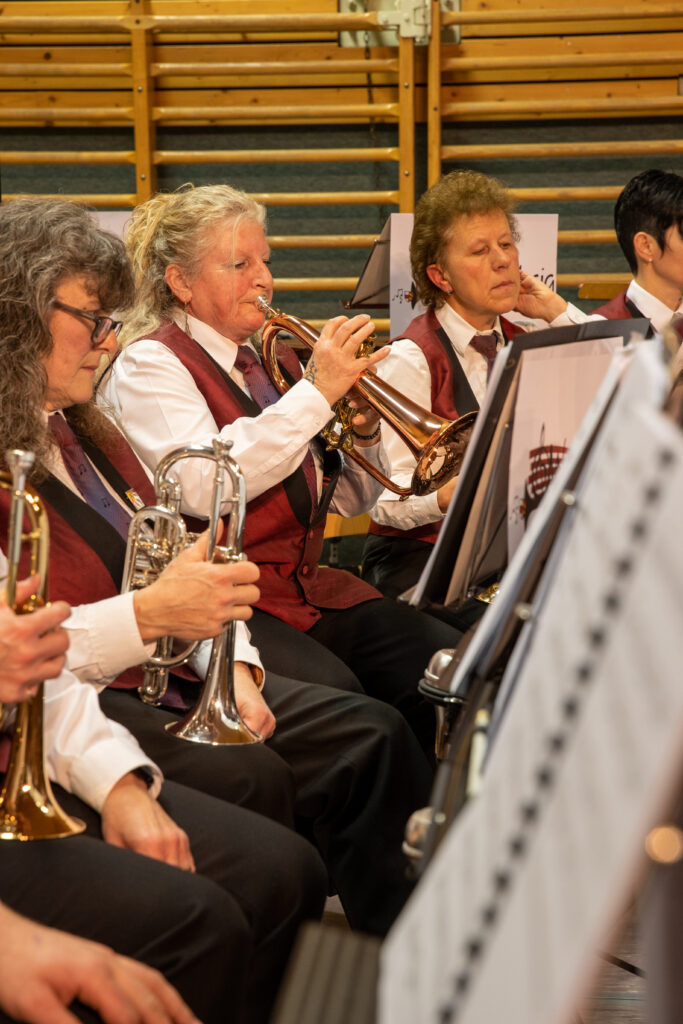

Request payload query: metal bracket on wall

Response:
[339,0,432,47]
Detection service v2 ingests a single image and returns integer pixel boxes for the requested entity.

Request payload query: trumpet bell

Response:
[165,628,261,746]
[0,695,86,841]
[411,411,477,496]
[166,709,260,746]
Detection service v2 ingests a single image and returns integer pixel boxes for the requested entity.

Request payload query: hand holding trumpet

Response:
[301,314,390,408]
[0,577,70,702]
[132,525,261,645]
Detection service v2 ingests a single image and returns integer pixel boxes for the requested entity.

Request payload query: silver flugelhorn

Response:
[121,439,260,745]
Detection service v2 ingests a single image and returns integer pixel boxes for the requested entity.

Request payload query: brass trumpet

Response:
[0,449,85,840]
[257,297,476,497]
[121,439,260,746]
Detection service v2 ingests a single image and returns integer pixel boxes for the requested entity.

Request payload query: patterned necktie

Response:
[233,344,282,409]
[233,345,319,513]
[48,415,132,540]
[469,333,499,381]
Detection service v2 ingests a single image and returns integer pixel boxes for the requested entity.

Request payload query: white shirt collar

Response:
[171,309,257,375]
[626,279,683,333]
[434,303,502,357]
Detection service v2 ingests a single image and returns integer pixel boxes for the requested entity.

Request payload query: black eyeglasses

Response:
[51,299,124,348]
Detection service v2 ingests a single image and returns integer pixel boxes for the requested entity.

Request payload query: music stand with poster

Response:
[410,317,651,621]
[271,341,683,1024]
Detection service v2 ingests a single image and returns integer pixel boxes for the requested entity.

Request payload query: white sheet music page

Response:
[507,336,621,559]
[379,373,683,1024]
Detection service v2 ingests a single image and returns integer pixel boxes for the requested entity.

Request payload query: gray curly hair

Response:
[0,197,133,476]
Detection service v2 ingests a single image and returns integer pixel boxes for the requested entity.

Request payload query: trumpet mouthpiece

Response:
[256,295,276,317]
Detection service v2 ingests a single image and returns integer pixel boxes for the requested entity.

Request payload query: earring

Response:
[183,300,194,339]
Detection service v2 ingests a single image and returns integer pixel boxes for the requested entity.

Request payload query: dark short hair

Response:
[410,170,518,309]
[614,169,683,273]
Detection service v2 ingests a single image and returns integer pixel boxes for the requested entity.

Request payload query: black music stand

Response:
[409,318,650,618]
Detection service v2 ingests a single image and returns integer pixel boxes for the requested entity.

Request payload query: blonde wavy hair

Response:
[121,183,267,344]
[411,170,518,310]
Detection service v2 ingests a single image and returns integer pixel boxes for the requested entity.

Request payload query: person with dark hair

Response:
[99,182,464,759]
[361,169,590,600]
[594,168,683,331]
[0,195,435,940]
[0,564,326,1024]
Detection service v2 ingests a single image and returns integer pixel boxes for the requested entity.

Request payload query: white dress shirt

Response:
[45,412,263,687]
[370,300,595,530]
[626,279,683,334]
[99,311,389,521]
[1,552,161,811]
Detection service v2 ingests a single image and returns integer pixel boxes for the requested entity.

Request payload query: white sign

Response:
[92,210,132,238]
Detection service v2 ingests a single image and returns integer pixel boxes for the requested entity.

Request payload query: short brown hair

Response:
[411,170,518,309]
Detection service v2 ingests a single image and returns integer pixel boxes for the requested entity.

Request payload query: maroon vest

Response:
[143,323,380,631]
[369,310,523,545]
[593,290,631,320]
[0,430,157,690]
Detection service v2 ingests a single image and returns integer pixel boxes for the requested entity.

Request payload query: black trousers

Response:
[361,533,434,601]
[248,598,461,757]
[0,778,326,1024]
[100,670,434,938]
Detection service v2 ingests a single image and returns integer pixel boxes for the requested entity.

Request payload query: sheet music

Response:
[436,346,627,701]
[507,336,621,558]
[379,352,683,1024]
[410,345,514,608]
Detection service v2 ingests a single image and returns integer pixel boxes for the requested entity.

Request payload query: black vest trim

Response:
[624,296,644,319]
[623,296,655,337]
[434,325,479,415]
[36,474,127,589]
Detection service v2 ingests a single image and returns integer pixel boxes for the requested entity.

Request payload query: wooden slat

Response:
[1,192,137,207]
[0,151,135,164]
[452,0,683,38]
[578,282,627,300]
[154,148,399,164]
[0,11,381,33]
[273,278,360,291]
[130,5,155,203]
[558,230,617,245]
[557,273,630,288]
[251,192,399,206]
[152,100,400,123]
[268,235,378,249]
[442,90,683,121]
[398,35,414,213]
[511,186,622,200]
[442,140,683,160]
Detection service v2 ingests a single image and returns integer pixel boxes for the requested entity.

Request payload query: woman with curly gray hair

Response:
[0,197,133,474]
